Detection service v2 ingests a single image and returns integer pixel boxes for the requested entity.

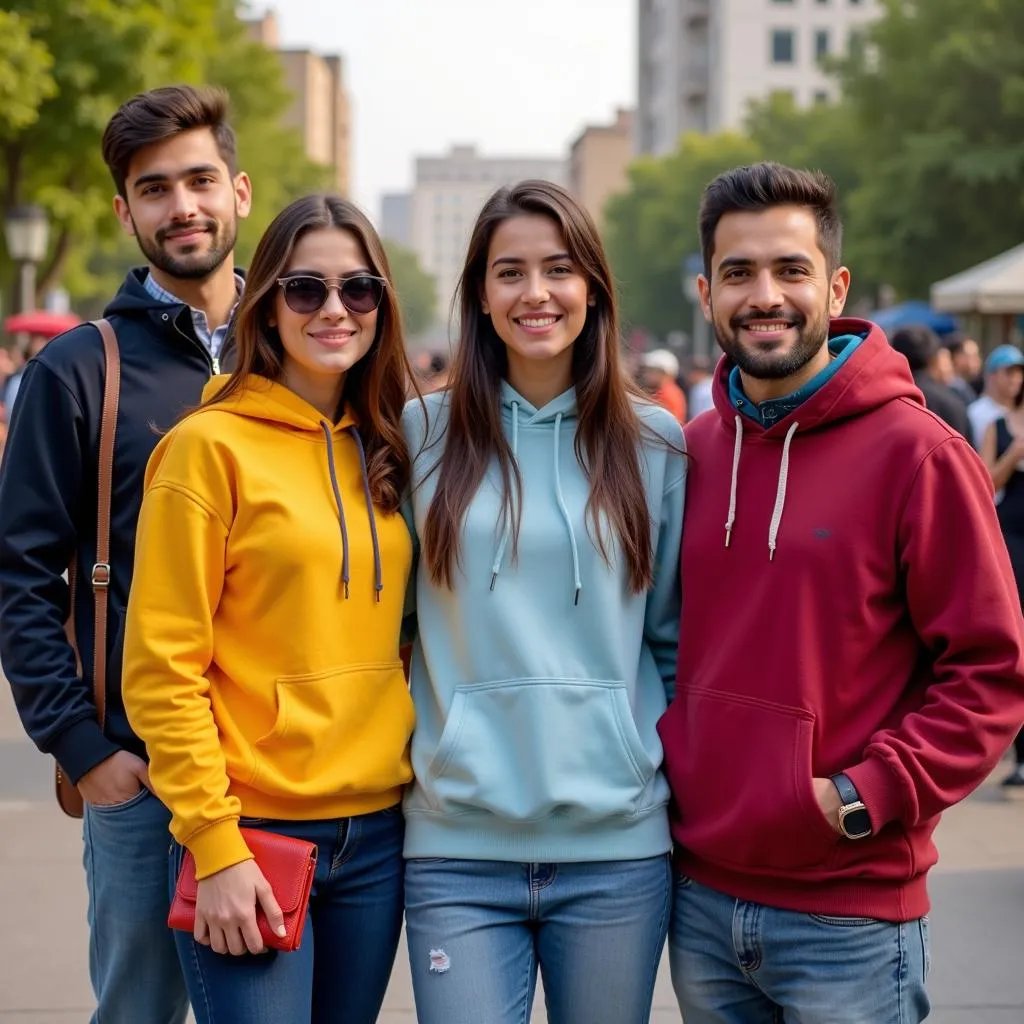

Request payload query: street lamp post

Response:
[4,204,50,315]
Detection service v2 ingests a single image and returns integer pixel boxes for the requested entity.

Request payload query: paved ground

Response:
[1,681,1023,1022]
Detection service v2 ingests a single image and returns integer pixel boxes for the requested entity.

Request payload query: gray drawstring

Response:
[346,426,383,602]
[553,412,582,605]
[724,415,743,547]
[320,420,351,598]
[768,422,799,561]
[723,415,800,560]
[490,402,519,591]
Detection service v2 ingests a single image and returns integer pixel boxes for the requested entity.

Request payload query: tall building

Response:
[380,192,413,248]
[411,145,568,323]
[569,108,635,228]
[637,0,881,155]
[245,11,351,195]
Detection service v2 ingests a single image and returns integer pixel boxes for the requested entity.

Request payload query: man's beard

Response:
[134,215,237,281]
[712,303,830,380]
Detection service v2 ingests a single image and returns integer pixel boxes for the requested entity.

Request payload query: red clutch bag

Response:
[168,828,318,952]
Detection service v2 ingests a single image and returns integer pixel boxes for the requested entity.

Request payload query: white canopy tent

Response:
[931,242,1024,315]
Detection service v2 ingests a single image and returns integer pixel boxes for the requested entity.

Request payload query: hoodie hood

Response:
[711,318,923,437]
[201,373,378,600]
[709,319,924,559]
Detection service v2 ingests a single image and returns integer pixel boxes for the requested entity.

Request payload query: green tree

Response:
[384,241,438,337]
[0,0,330,305]
[836,0,1024,296]
[604,132,761,338]
[0,10,56,138]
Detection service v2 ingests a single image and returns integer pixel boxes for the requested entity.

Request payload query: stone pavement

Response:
[1,678,1023,1022]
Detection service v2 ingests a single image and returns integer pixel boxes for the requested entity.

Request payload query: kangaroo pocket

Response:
[423,678,659,822]
[250,661,414,798]
[661,688,838,872]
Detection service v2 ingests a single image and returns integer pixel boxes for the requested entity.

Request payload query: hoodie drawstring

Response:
[724,415,744,547]
[320,420,383,600]
[553,412,582,606]
[768,422,799,561]
[490,402,519,591]
[723,416,800,560]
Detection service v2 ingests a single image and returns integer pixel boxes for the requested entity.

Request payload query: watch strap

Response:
[831,773,860,806]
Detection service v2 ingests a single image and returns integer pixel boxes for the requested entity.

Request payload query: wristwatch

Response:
[830,773,872,839]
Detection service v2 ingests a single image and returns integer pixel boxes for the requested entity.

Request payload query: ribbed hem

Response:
[403,808,671,862]
[673,851,930,923]
[187,820,255,881]
[50,718,121,784]
[228,783,404,823]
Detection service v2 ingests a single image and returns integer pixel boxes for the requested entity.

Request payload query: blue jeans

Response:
[405,855,671,1024]
[172,807,404,1024]
[83,787,188,1024]
[669,875,931,1023]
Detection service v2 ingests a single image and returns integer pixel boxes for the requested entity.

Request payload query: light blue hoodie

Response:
[401,382,686,862]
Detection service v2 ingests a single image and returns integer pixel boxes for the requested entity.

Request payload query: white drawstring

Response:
[768,422,799,561]
[724,415,743,547]
[490,402,519,590]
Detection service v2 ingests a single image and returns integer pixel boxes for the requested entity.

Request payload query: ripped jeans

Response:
[404,855,671,1024]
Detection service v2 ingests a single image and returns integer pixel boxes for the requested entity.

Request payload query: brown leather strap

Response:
[91,319,120,728]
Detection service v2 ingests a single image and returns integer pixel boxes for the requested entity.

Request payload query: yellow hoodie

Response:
[123,374,414,879]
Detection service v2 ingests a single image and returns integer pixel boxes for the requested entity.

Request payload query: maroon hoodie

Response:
[659,319,1024,921]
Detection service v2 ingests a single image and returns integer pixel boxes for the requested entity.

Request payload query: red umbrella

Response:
[4,310,82,338]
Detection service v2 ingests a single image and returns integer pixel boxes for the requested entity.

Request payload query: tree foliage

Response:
[0,0,331,307]
[384,241,438,338]
[605,0,1024,336]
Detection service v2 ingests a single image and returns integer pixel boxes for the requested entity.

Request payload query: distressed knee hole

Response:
[429,948,451,974]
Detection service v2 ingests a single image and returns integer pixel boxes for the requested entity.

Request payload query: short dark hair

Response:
[101,85,238,198]
[891,325,941,372]
[699,162,842,276]
[942,330,969,356]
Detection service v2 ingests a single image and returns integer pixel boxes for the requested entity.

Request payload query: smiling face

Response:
[271,227,381,416]
[481,214,593,388]
[114,127,251,281]
[698,205,850,389]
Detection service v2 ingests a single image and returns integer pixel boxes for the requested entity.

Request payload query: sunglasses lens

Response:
[282,277,327,314]
[341,276,384,314]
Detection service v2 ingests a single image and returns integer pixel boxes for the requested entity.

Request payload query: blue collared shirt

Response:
[142,270,243,365]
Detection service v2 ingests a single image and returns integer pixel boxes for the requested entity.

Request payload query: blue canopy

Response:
[869,301,959,337]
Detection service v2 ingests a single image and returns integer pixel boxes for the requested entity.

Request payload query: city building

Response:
[637,0,881,155]
[568,108,635,228]
[411,145,568,322]
[244,10,351,195]
[380,192,413,248]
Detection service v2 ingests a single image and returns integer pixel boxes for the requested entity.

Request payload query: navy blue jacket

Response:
[0,268,236,782]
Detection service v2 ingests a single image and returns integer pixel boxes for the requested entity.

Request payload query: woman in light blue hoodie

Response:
[401,180,685,1024]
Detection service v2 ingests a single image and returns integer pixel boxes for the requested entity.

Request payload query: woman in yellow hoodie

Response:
[122,194,415,1024]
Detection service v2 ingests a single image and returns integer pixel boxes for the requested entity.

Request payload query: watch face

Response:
[840,806,872,839]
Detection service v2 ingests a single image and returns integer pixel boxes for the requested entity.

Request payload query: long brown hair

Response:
[422,179,654,593]
[209,194,413,513]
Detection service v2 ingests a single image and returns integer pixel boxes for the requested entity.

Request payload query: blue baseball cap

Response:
[985,345,1024,374]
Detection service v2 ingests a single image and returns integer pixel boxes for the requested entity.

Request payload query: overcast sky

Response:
[266,0,637,223]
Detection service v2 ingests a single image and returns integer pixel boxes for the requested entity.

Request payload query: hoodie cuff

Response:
[844,756,907,833]
[50,718,122,784]
[188,820,255,881]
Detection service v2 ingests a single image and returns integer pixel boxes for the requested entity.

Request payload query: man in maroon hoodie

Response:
[658,162,1024,1023]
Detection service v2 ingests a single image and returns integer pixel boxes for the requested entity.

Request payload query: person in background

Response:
[968,344,1024,451]
[402,179,685,1024]
[0,84,251,1024]
[890,324,971,437]
[685,354,715,420]
[3,332,51,419]
[640,348,687,423]
[981,380,1024,794]
[944,331,983,406]
[123,195,415,1023]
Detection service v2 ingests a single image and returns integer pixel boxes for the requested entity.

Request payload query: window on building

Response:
[815,29,830,60]
[771,0,795,4]
[771,29,796,64]
[814,89,830,103]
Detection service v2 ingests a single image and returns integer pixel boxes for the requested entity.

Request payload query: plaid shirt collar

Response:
[143,269,243,362]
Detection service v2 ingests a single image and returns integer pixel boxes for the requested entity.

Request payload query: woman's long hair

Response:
[422,179,654,592]
[209,194,413,513]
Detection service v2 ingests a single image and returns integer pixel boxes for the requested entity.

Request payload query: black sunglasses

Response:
[277,274,387,316]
